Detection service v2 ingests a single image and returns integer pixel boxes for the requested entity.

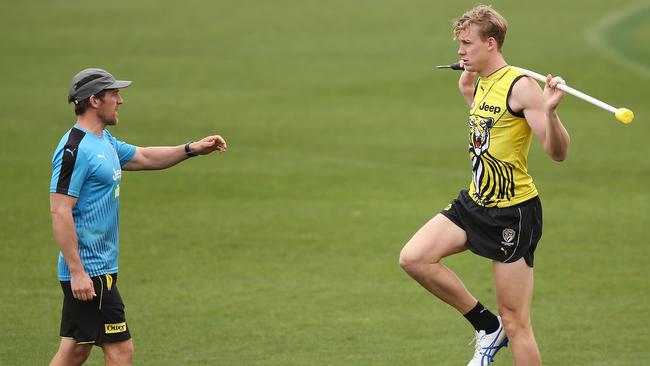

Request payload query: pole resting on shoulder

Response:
[435,62,633,124]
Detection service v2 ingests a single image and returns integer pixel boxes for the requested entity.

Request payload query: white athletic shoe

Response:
[467,316,509,366]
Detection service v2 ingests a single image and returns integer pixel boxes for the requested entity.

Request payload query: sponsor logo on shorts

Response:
[501,228,516,247]
[105,322,127,334]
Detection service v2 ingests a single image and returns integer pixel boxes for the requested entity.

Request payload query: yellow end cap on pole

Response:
[615,108,634,124]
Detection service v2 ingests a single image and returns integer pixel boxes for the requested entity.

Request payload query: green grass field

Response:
[1,1,648,365]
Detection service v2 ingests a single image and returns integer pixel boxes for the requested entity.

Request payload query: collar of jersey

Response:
[73,124,105,139]
[480,65,511,82]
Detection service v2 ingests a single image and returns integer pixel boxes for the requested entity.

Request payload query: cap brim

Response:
[106,80,132,89]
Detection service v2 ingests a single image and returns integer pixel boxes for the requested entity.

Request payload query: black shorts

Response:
[441,190,543,267]
[59,273,131,345]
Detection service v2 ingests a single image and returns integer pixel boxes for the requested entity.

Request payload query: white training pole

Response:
[436,63,634,123]
[511,66,633,124]
[512,67,616,113]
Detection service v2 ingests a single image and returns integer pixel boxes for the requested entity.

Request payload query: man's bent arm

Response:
[543,108,570,161]
[458,64,477,108]
[511,76,570,161]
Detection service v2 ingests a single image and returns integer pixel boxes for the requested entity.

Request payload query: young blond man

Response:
[399,5,570,366]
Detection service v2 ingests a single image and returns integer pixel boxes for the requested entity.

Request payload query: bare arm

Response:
[123,134,227,171]
[509,75,570,161]
[50,193,96,301]
[458,61,477,107]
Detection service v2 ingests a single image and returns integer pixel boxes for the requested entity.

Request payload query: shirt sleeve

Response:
[104,130,136,166]
[115,139,137,166]
[50,145,90,198]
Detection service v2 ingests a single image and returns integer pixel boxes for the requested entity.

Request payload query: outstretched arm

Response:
[509,75,570,161]
[123,134,227,171]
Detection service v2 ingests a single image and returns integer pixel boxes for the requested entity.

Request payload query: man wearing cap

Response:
[49,68,227,366]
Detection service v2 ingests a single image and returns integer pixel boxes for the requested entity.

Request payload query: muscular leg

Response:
[399,214,477,313]
[49,338,92,366]
[493,258,541,366]
[102,339,134,366]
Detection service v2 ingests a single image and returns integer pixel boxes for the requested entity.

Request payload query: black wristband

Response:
[184,141,197,157]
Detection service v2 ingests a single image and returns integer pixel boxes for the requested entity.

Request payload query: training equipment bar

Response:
[436,63,634,124]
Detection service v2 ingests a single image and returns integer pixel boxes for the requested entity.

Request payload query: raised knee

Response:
[399,247,422,272]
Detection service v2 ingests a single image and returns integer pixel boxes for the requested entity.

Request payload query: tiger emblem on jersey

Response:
[468,114,516,206]
[469,114,494,156]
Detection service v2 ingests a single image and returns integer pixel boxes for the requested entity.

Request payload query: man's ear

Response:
[486,37,497,51]
[89,95,101,108]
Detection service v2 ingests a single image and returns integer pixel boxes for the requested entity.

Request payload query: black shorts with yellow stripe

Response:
[59,273,131,345]
[441,190,543,267]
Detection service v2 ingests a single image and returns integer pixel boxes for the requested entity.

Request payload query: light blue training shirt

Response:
[50,125,136,281]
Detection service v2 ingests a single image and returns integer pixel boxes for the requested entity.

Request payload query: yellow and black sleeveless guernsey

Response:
[467,65,537,208]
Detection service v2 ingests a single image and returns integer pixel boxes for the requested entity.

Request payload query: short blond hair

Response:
[453,5,508,50]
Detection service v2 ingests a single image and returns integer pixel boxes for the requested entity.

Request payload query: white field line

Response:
[584,1,650,78]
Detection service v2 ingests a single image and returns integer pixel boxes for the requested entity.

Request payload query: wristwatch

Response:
[184,141,197,157]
